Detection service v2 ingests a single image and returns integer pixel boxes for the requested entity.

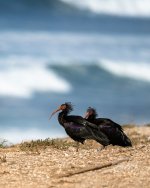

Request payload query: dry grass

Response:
[19,138,106,154]
[122,124,136,128]
[19,138,78,153]
[145,123,150,127]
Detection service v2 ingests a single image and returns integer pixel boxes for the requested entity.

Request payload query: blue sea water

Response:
[0,0,150,143]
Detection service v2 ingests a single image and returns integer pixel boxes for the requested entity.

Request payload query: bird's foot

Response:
[76,142,80,152]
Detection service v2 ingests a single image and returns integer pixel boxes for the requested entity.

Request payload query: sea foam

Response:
[0,65,71,98]
[61,0,150,17]
[99,59,150,82]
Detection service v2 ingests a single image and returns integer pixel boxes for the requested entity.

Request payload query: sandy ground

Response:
[0,126,150,188]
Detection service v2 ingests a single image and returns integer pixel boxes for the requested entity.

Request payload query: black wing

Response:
[65,115,110,146]
[66,115,98,129]
[99,124,132,147]
[95,118,123,131]
[64,122,93,143]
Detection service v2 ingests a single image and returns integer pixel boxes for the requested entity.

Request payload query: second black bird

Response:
[84,107,132,147]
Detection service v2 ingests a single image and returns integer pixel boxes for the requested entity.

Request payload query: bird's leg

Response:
[97,145,105,152]
[76,142,80,152]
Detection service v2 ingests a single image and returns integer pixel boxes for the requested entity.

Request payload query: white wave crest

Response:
[61,0,150,17]
[0,65,71,98]
[99,60,150,82]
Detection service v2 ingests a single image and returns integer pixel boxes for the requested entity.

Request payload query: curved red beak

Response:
[49,107,61,120]
[84,111,90,119]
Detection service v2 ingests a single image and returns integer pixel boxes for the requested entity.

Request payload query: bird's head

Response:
[84,107,98,119]
[49,102,73,120]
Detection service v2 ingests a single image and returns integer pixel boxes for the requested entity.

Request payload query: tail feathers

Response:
[120,132,132,147]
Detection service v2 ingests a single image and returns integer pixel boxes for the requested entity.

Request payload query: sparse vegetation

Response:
[19,138,107,153]
[19,138,78,153]
[0,139,7,148]
[145,123,150,127]
[122,124,136,128]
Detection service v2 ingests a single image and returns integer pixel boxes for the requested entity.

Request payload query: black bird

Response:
[84,107,132,147]
[49,102,110,151]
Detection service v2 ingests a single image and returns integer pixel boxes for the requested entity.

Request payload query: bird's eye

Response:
[61,104,66,110]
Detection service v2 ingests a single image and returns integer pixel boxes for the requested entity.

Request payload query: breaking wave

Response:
[0,64,71,98]
[0,0,150,18]
[99,59,150,82]
[61,0,150,17]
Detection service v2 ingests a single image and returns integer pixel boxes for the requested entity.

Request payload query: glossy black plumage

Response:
[50,103,109,146]
[85,107,132,147]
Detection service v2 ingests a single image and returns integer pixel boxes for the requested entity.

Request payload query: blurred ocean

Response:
[0,0,150,143]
